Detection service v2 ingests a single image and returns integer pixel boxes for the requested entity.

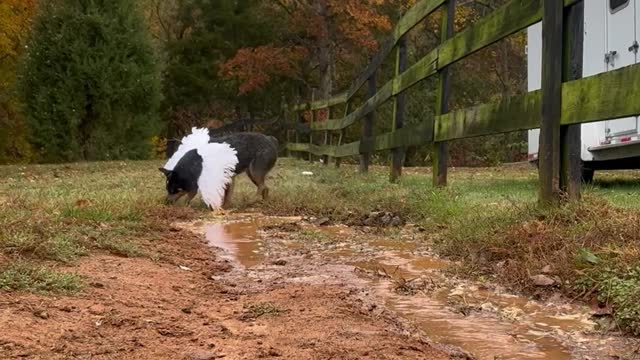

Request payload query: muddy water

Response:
[203,219,611,360]
[205,221,265,268]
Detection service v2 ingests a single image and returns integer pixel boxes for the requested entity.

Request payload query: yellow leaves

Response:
[328,0,392,51]
[0,0,37,61]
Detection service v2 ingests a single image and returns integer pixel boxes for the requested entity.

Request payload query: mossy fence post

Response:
[390,35,408,182]
[432,0,455,187]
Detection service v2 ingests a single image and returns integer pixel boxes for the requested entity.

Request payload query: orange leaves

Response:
[220,45,307,95]
[328,0,391,51]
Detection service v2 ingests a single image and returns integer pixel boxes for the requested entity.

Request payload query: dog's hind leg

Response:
[248,157,275,201]
[222,178,235,209]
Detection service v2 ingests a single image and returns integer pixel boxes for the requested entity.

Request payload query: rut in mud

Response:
[0,213,452,360]
[200,214,640,360]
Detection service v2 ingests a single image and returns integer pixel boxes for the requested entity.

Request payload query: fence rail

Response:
[285,0,640,203]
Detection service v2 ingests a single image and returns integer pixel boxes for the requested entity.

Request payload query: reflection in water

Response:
[205,221,263,268]
[203,220,603,360]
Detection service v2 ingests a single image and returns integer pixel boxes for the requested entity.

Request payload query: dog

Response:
[208,132,278,208]
[159,128,238,209]
[160,128,277,209]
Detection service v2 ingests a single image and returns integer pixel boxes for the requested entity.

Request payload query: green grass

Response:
[1,158,639,332]
[0,262,83,293]
[0,161,172,293]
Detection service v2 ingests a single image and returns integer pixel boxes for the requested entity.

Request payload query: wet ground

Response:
[0,213,451,360]
[200,214,640,360]
[2,212,639,359]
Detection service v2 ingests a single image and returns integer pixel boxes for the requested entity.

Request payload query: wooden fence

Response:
[285,0,640,204]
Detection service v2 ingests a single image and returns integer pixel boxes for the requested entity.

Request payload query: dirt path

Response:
[2,212,639,360]
[0,214,456,360]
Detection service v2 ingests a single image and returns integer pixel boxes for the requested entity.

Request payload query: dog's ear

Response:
[159,168,172,177]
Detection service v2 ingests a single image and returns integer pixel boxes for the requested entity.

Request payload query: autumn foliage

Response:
[220,45,307,95]
[221,0,395,96]
[0,0,38,163]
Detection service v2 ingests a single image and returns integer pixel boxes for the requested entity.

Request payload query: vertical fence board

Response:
[560,1,583,200]
[432,0,455,187]
[337,102,350,168]
[539,0,564,204]
[360,70,377,173]
[309,89,316,162]
[323,106,331,166]
[391,36,408,182]
[295,92,303,159]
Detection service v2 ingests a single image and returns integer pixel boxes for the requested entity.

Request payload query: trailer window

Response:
[610,0,630,13]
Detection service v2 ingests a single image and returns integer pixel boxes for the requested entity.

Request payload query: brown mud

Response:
[199,215,640,360]
[0,213,452,360]
[1,212,639,359]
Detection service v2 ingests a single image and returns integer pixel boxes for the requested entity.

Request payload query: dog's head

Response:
[159,168,187,203]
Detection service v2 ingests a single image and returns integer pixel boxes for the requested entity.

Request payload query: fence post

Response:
[539,0,564,205]
[282,97,290,158]
[309,89,316,163]
[295,93,303,160]
[336,101,350,168]
[432,0,455,187]
[360,71,377,173]
[390,35,408,182]
[323,106,331,166]
[560,1,584,200]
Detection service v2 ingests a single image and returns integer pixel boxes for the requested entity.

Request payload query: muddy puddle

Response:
[202,217,637,360]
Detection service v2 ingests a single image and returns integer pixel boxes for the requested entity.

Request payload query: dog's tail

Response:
[163,127,210,171]
[196,142,239,209]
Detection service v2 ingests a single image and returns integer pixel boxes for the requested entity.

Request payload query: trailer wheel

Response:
[581,167,594,184]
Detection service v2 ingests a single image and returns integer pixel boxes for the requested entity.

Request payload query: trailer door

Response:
[605,0,638,138]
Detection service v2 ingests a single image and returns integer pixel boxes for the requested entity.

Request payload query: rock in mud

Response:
[271,259,287,266]
[88,304,106,315]
[89,282,105,288]
[361,211,403,227]
[190,351,220,360]
[33,309,49,319]
[541,265,554,274]
[530,274,555,287]
[313,217,330,226]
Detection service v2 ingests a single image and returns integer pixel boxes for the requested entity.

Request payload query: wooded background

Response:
[0,0,526,165]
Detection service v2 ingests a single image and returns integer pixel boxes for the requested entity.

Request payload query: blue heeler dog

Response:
[160,129,278,209]
[210,132,278,208]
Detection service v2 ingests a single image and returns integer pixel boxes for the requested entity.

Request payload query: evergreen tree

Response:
[19,0,162,162]
[161,0,279,137]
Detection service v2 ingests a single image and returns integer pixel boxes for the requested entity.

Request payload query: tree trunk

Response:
[315,0,333,101]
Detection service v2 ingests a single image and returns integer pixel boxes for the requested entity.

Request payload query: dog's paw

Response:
[210,208,230,217]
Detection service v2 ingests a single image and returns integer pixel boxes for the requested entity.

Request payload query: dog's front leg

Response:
[221,178,235,210]
[184,191,197,206]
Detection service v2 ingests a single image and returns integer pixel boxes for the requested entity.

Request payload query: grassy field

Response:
[1,158,639,333]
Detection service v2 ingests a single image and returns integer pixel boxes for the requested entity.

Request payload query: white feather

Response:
[197,142,239,209]
[163,127,211,171]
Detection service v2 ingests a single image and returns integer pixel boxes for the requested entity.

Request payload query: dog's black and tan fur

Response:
[210,132,278,208]
[161,132,278,209]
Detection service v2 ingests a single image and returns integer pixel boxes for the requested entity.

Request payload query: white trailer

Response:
[527,0,640,181]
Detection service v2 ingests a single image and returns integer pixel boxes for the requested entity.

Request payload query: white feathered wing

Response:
[197,142,239,209]
[163,127,210,171]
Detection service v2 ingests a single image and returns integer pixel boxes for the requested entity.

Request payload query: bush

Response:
[19,0,162,162]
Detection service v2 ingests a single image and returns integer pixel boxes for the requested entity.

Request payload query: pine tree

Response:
[19,0,162,162]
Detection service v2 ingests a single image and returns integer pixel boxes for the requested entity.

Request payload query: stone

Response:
[313,217,330,226]
[190,351,218,360]
[530,275,555,287]
[88,304,106,315]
